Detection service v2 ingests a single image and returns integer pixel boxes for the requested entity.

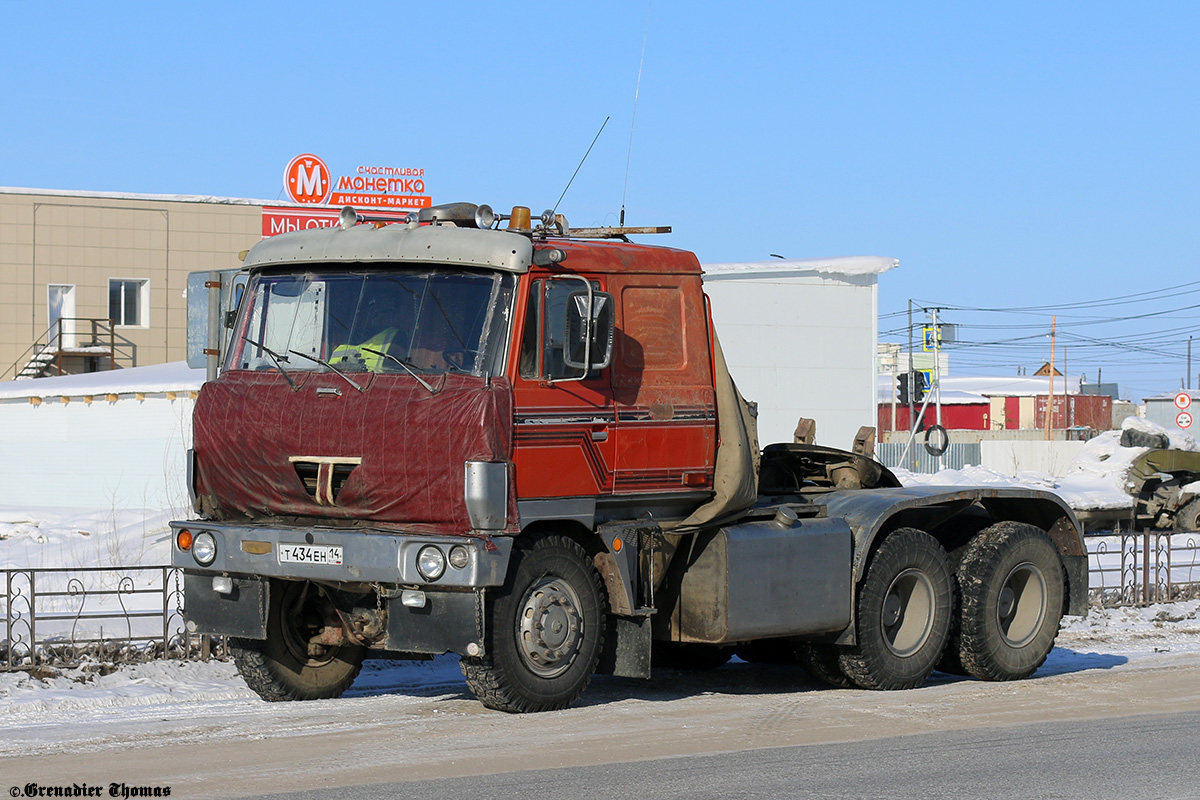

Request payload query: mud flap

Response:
[384,589,482,656]
[183,571,268,639]
[597,614,652,679]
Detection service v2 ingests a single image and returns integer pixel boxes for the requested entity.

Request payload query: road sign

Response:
[1175,392,1192,411]
[922,326,937,352]
[1177,411,1193,429]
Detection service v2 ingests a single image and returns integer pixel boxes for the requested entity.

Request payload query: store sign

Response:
[283,154,333,204]
[261,206,414,237]
[281,153,431,210]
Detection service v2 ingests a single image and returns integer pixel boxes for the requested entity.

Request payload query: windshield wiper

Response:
[240,335,298,391]
[288,350,364,393]
[360,347,437,394]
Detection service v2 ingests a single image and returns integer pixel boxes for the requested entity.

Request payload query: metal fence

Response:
[2,536,1198,672]
[1086,531,1200,607]
[0,565,202,671]
[876,441,982,473]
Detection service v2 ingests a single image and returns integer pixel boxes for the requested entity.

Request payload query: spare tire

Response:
[1121,428,1170,449]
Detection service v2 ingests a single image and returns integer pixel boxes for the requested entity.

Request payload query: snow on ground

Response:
[0,505,174,571]
[0,602,1195,729]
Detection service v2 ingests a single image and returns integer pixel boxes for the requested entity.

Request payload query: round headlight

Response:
[192,531,217,566]
[417,545,446,582]
[448,545,469,570]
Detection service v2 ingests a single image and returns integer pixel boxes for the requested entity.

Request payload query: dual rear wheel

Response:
[805,523,1064,690]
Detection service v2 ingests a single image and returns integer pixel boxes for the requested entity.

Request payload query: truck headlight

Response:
[192,531,217,566]
[417,545,446,581]
[448,545,469,569]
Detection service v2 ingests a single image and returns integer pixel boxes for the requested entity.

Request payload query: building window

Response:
[109,279,149,327]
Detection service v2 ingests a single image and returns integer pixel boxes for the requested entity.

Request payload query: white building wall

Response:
[0,395,194,511]
[703,269,882,450]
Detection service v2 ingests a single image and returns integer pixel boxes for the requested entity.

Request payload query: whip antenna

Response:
[553,116,610,214]
[621,1,652,226]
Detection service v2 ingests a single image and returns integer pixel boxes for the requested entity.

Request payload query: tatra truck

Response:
[173,202,1087,712]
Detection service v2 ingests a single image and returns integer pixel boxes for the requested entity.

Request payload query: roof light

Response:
[508,206,531,232]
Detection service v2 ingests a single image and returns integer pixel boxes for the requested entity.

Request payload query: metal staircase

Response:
[3,318,137,381]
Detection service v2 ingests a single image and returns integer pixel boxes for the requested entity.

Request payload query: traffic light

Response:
[898,372,928,405]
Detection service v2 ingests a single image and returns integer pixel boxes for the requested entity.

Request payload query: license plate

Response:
[278,543,343,566]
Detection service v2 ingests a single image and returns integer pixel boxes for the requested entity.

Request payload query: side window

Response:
[518,278,612,382]
[518,283,542,380]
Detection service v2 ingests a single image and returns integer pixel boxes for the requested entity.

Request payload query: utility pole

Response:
[907,300,915,469]
[1045,315,1056,441]
[932,307,943,470]
[1189,336,1192,391]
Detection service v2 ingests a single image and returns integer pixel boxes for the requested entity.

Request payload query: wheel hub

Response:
[517,577,584,678]
[279,583,341,667]
[996,561,1047,648]
[881,568,935,657]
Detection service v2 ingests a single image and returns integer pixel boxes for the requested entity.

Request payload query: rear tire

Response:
[461,534,606,713]
[838,528,953,690]
[231,580,365,702]
[795,643,855,688]
[951,521,1065,681]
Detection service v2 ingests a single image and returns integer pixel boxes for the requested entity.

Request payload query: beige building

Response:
[0,187,266,380]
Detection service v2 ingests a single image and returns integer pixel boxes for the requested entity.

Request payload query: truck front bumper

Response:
[170,520,512,586]
[172,520,512,657]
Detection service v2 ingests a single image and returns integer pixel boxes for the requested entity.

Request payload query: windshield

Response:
[227,267,514,377]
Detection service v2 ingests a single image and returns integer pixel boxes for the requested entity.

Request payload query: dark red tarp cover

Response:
[193,370,516,534]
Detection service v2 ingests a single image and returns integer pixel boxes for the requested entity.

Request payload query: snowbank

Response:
[0,360,204,400]
[896,417,1199,513]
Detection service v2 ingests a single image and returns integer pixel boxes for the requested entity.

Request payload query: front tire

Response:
[461,534,606,713]
[1175,498,1200,531]
[230,580,365,701]
[838,528,953,690]
[951,521,1065,681]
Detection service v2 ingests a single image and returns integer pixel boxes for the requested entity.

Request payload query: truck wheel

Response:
[654,641,732,670]
[1175,498,1200,531]
[838,528,953,690]
[951,521,1064,681]
[460,534,606,713]
[230,580,365,701]
[795,643,855,688]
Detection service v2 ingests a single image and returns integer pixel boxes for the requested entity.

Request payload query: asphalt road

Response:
[260,709,1200,800]
[4,644,1200,799]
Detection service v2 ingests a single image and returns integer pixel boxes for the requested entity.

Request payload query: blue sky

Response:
[4,1,1198,402]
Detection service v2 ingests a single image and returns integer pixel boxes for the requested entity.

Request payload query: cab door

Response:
[510,276,618,499]
[610,274,717,494]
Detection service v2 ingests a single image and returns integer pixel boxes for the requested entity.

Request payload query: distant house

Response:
[878,373,1114,432]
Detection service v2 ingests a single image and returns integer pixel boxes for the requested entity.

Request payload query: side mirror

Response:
[186,268,248,371]
[563,291,614,371]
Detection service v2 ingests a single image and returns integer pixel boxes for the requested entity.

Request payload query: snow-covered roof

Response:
[0,185,277,207]
[0,361,205,400]
[703,256,899,280]
[876,373,1089,405]
[941,375,1083,397]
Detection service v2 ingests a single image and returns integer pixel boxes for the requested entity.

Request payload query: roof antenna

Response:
[621,1,652,226]
[553,116,610,215]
